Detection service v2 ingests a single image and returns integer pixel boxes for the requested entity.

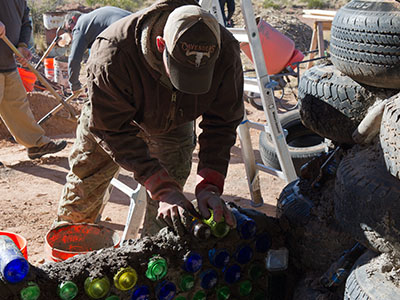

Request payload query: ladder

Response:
[201,0,298,206]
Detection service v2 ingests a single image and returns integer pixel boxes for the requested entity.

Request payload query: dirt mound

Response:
[0,91,80,140]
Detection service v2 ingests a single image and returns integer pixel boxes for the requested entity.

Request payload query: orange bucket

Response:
[44,58,54,81]
[44,223,120,262]
[240,19,295,75]
[17,67,36,92]
[0,231,28,260]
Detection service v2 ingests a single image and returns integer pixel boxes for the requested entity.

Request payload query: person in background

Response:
[219,0,235,27]
[54,0,244,236]
[63,6,132,94]
[0,1,67,161]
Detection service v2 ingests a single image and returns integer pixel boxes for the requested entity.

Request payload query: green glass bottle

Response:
[192,290,207,300]
[203,209,230,238]
[179,273,195,291]
[217,286,230,300]
[20,282,40,300]
[145,255,168,281]
[58,281,78,300]
[239,280,252,296]
[113,266,138,291]
[84,276,110,299]
[175,297,187,300]
[105,295,120,300]
[248,261,265,281]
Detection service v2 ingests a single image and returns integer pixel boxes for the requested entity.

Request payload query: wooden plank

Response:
[303,9,337,17]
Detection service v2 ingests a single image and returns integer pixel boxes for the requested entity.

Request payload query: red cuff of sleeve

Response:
[195,168,225,195]
[144,169,181,200]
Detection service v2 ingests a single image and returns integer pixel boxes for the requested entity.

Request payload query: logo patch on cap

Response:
[180,42,217,68]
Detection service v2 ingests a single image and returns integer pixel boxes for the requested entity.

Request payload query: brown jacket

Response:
[87,0,244,184]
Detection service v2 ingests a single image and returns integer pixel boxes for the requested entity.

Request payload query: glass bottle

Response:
[223,264,241,284]
[192,290,207,300]
[231,208,257,239]
[238,280,252,296]
[131,285,150,300]
[254,233,272,253]
[113,266,138,291]
[175,296,187,300]
[199,269,218,290]
[155,280,176,300]
[179,273,195,292]
[252,289,267,300]
[58,280,78,300]
[20,282,40,300]
[203,209,230,238]
[216,285,230,300]
[145,255,168,281]
[208,248,230,269]
[182,251,203,273]
[319,242,366,290]
[84,276,110,299]
[190,220,211,240]
[235,244,253,264]
[105,295,120,300]
[248,261,265,281]
[0,235,29,284]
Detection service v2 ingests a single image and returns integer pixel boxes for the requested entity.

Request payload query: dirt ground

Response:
[0,4,338,267]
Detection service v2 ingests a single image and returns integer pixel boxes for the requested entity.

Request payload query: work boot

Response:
[27,140,67,159]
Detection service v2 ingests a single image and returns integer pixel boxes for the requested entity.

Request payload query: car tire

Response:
[298,63,398,145]
[380,93,400,180]
[330,0,400,89]
[344,250,400,299]
[334,143,400,254]
[259,109,328,176]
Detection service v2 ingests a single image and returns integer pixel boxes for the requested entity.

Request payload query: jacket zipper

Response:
[167,91,177,126]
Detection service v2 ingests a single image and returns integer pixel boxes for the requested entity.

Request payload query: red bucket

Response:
[44,223,120,262]
[17,68,37,92]
[0,231,28,260]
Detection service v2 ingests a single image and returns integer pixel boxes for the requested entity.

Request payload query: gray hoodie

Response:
[68,6,131,91]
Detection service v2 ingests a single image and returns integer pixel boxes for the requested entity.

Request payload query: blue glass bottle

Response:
[235,244,253,264]
[223,264,241,284]
[231,208,257,239]
[131,285,150,300]
[155,281,176,300]
[208,248,230,269]
[200,269,218,290]
[182,251,203,273]
[0,235,29,283]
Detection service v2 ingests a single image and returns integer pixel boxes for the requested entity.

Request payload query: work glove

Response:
[195,168,236,228]
[144,169,201,235]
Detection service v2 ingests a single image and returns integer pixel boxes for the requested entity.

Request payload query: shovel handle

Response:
[1,35,77,119]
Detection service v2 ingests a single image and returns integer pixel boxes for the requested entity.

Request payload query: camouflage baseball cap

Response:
[164,5,221,95]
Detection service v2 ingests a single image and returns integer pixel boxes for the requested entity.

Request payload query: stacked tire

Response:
[290,1,400,299]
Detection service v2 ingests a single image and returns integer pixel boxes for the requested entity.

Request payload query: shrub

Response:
[306,0,326,9]
[263,0,281,9]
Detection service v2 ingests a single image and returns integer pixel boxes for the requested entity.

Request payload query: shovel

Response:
[1,35,77,120]
[38,88,83,125]
[35,26,61,69]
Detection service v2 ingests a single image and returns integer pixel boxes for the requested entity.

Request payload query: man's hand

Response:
[16,46,32,68]
[0,21,5,39]
[196,185,236,227]
[156,191,199,235]
[145,169,201,235]
[195,168,236,227]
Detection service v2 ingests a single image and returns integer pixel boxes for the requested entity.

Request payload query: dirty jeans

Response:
[0,70,50,148]
[56,102,195,236]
